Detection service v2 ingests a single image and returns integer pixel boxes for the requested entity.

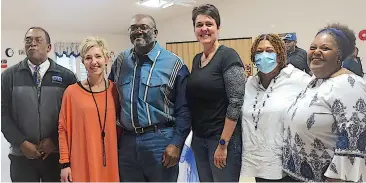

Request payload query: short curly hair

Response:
[317,23,356,60]
[251,34,287,70]
[192,4,220,28]
[79,37,110,63]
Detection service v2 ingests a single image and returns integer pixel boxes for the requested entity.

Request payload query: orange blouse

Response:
[58,81,119,182]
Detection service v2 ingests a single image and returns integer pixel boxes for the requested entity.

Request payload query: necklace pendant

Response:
[101,131,106,138]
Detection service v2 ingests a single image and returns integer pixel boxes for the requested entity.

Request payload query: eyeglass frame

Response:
[128,24,155,33]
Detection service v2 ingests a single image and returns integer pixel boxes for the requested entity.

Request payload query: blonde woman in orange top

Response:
[58,37,119,182]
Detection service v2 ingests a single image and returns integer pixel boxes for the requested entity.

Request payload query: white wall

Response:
[1,29,130,182]
[157,0,366,66]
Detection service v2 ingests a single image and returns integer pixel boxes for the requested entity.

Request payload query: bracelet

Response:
[60,162,70,169]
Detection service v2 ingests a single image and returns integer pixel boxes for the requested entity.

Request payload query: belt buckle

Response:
[134,127,144,134]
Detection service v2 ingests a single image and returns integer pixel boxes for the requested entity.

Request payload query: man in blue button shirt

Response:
[109,14,191,182]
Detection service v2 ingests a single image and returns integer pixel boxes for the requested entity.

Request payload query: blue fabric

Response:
[33,66,40,85]
[54,52,80,58]
[284,33,297,41]
[179,143,199,182]
[255,52,277,73]
[171,67,191,146]
[191,132,242,182]
[132,56,144,126]
[33,70,38,85]
[317,28,349,44]
[108,42,191,147]
[118,128,179,182]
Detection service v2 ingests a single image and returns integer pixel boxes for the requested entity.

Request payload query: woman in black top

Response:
[186,4,246,182]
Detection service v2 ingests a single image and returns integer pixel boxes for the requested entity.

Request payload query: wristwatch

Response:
[60,162,70,169]
[219,139,229,146]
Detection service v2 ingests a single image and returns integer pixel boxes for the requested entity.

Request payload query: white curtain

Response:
[54,42,86,80]
[54,42,80,58]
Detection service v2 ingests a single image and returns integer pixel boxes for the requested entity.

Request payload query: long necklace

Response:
[87,78,108,167]
[252,76,278,130]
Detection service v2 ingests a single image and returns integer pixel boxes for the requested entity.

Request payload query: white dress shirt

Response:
[241,64,311,179]
[28,59,50,84]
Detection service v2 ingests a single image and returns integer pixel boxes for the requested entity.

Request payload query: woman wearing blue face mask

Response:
[240,34,311,182]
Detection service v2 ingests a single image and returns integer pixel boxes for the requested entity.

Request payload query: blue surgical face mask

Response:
[254,52,278,74]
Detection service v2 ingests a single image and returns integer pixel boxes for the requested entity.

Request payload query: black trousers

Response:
[9,153,60,182]
[255,176,299,182]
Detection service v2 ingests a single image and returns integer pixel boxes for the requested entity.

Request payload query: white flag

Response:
[177,131,199,182]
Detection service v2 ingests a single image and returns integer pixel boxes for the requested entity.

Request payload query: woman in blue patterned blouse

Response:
[282,23,366,182]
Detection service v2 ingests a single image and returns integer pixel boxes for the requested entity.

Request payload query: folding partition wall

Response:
[166,41,200,71]
[166,37,256,76]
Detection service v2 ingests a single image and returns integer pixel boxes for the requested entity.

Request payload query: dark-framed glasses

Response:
[128,24,153,32]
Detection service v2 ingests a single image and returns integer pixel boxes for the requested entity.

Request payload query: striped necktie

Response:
[33,65,41,98]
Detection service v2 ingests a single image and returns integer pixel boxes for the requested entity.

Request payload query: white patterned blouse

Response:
[283,74,366,182]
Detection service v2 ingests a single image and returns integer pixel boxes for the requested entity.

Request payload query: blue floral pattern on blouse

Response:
[283,75,366,182]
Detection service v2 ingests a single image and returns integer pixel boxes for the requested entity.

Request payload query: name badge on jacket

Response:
[52,75,63,84]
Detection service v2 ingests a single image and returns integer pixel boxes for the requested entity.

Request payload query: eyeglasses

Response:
[128,24,153,32]
[24,37,45,45]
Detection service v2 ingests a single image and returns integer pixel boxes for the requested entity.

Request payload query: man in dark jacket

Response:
[1,27,77,182]
[342,47,364,77]
[283,33,311,75]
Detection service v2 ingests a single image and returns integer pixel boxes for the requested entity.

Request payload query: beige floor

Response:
[240,177,256,182]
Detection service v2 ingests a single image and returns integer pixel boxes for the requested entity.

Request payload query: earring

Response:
[336,52,341,65]
[105,64,108,74]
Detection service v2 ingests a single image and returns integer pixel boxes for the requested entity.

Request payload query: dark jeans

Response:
[118,127,178,182]
[255,176,299,182]
[9,153,60,182]
[191,131,242,182]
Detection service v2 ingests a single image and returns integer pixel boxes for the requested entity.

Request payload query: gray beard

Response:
[134,38,154,49]
[134,40,146,48]
[287,47,295,54]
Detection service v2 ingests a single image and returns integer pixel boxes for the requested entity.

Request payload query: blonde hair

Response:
[79,37,110,62]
